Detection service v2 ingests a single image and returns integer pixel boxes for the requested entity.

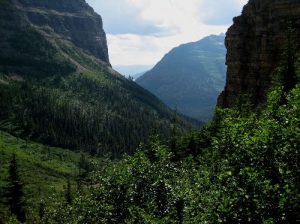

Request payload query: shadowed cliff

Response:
[218,0,300,108]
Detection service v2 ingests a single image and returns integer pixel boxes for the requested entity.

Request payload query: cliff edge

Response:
[218,0,300,108]
[15,0,109,63]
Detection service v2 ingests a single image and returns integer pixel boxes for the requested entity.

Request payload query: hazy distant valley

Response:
[113,65,154,80]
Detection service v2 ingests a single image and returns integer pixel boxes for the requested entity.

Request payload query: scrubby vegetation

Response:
[1,84,297,223]
[42,84,298,223]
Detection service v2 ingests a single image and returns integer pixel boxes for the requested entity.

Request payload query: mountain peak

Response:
[137,34,226,121]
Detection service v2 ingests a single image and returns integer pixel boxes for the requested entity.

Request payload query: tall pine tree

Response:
[5,154,26,223]
[65,179,72,205]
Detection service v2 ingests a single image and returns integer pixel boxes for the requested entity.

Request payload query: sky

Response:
[86,0,248,67]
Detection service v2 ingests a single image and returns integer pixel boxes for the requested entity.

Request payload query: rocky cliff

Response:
[14,0,110,64]
[218,0,300,108]
[0,0,110,73]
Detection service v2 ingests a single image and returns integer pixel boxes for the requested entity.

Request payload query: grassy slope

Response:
[0,131,84,211]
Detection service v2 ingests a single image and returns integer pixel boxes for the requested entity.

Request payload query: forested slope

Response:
[0,0,195,157]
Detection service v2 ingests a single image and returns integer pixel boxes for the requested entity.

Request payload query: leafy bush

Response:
[41,85,299,223]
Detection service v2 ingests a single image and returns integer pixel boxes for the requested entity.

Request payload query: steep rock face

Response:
[218,0,300,108]
[15,0,110,64]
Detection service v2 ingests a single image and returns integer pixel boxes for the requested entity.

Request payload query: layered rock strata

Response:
[218,0,300,108]
[14,0,110,64]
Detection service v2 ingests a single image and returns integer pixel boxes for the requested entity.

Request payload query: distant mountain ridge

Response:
[137,34,226,121]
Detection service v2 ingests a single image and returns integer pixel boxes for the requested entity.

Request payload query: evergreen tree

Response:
[65,179,72,205]
[5,154,26,223]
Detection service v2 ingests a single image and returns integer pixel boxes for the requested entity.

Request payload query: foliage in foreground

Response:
[41,85,299,223]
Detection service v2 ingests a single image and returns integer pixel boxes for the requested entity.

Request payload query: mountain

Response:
[218,0,300,108]
[136,34,226,122]
[114,65,154,79]
[0,0,194,157]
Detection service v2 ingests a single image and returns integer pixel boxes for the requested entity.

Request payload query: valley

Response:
[0,0,299,223]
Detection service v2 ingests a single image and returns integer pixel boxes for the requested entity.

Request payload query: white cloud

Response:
[107,25,227,66]
[86,0,248,66]
[198,0,247,25]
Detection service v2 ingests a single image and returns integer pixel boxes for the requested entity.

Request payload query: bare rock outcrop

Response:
[218,0,300,108]
[15,0,110,64]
